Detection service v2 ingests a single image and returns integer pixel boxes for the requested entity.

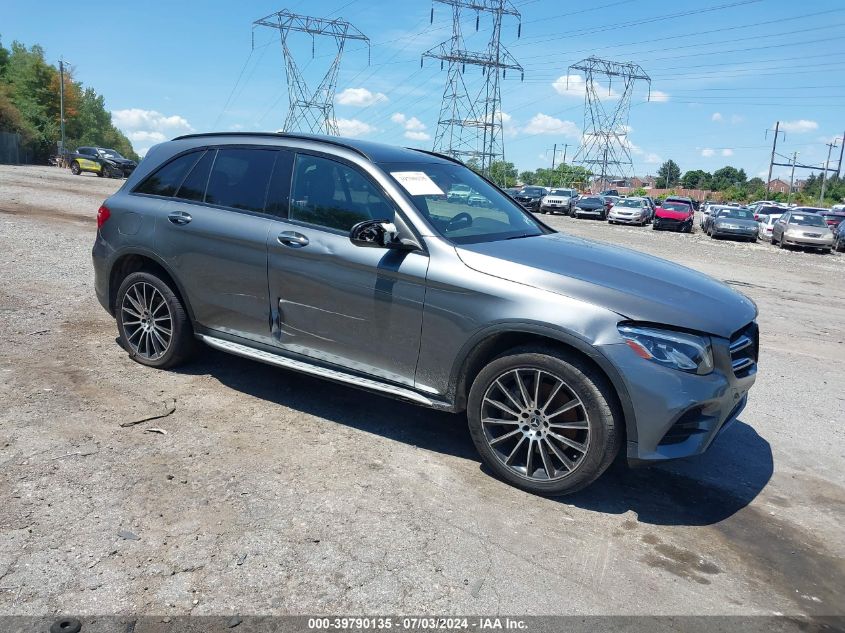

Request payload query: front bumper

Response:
[782,233,834,248]
[575,207,604,216]
[711,226,758,239]
[598,323,758,463]
[540,202,569,212]
[653,217,690,230]
[609,212,645,224]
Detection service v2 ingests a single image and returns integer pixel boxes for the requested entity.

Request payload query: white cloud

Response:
[701,148,715,157]
[551,75,616,101]
[404,130,431,141]
[644,153,661,164]
[522,113,579,137]
[336,118,376,137]
[391,112,407,124]
[721,148,734,157]
[780,119,818,133]
[730,114,744,124]
[336,87,388,107]
[127,130,167,143]
[112,108,194,135]
[404,116,426,131]
[650,90,669,102]
[712,112,723,122]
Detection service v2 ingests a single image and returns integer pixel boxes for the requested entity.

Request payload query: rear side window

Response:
[205,148,276,212]
[175,150,215,202]
[136,151,203,197]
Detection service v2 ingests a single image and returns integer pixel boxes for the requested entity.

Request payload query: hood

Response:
[656,207,690,220]
[456,233,756,338]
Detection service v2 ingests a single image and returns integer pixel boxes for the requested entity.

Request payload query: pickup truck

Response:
[68,147,138,178]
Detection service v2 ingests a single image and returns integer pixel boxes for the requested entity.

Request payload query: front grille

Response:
[729,321,758,378]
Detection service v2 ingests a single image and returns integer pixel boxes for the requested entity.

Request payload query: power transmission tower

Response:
[422,0,523,181]
[253,10,370,136]
[568,57,650,191]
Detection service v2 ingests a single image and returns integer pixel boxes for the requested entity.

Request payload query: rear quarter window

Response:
[135,151,203,197]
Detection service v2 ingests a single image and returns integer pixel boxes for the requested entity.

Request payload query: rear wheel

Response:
[116,271,197,369]
[467,347,621,496]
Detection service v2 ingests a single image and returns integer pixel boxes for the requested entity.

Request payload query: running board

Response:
[198,335,441,408]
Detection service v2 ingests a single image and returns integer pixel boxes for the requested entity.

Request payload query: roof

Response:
[171,132,457,165]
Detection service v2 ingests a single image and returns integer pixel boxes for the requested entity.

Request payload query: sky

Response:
[3,0,844,180]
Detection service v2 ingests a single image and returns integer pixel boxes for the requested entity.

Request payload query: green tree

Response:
[680,169,711,190]
[711,165,747,191]
[630,187,647,197]
[489,160,517,187]
[655,160,681,188]
[519,170,536,185]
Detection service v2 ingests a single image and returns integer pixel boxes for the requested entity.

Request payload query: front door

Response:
[266,152,428,387]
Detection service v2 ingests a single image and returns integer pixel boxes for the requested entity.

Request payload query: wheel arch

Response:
[108,250,195,323]
[449,323,637,442]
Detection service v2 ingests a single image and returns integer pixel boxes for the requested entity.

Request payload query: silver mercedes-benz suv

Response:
[92,133,758,495]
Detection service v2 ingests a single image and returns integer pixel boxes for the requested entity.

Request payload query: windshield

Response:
[97,148,124,159]
[660,202,690,211]
[384,162,548,244]
[720,209,754,220]
[618,199,643,208]
[580,197,602,204]
[789,214,826,227]
[519,187,546,196]
[796,208,827,214]
[549,189,574,196]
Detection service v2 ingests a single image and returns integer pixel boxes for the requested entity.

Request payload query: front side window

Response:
[384,162,547,244]
[135,151,203,197]
[290,154,395,231]
[205,148,276,212]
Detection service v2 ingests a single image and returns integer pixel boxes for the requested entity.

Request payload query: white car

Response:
[758,213,782,241]
[608,197,650,225]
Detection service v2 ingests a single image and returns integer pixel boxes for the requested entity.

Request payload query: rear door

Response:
[265,152,428,387]
[147,146,285,343]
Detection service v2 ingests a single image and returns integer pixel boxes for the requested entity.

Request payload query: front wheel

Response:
[70,162,81,175]
[116,271,197,369]
[467,347,621,496]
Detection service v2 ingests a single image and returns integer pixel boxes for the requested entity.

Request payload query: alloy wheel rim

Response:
[481,368,591,482]
[121,282,172,360]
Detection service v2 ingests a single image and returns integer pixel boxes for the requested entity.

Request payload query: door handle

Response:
[167,211,192,226]
[277,231,309,247]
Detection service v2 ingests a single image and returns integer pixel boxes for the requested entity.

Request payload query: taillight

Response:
[97,204,111,229]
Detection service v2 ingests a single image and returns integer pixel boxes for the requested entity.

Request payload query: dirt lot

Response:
[1,165,843,619]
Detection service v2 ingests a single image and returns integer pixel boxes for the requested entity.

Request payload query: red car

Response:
[652,197,694,233]
[820,211,845,231]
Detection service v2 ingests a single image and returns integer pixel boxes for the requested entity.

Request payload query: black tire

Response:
[652,223,658,230]
[467,345,621,496]
[778,236,787,249]
[96,165,105,178]
[70,161,81,175]
[115,271,197,369]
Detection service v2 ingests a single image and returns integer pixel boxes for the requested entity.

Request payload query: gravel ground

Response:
[0,166,843,620]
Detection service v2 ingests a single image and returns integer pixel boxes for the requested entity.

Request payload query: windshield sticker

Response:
[390,171,444,196]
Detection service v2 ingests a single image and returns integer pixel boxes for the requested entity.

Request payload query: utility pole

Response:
[765,121,784,194]
[559,143,568,185]
[819,139,839,204]
[838,130,845,178]
[253,11,370,135]
[787,151,798,204]
[58,58,66,160]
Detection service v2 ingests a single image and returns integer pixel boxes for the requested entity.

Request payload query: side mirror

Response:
[350,219,417,251]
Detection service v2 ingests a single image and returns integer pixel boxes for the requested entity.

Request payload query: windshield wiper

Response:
[504,233,538,241]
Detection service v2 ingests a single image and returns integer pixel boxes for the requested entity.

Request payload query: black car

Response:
[513,186,547,212]
[68,146,137,178]
[573,195,611,220]
[834,221,845,252]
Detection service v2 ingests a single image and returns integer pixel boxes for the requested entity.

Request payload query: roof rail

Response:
[409,148,465,166]
[170,132,371,160]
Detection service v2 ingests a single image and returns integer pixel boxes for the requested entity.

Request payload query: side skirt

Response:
[198,334,454,411]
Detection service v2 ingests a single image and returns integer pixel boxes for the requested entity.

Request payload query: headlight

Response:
[618,325,714,375]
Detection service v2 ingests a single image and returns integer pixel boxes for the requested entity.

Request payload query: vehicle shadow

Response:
[178,348,773,527]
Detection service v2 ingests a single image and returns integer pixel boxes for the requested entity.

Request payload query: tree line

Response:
[0,37,138,163]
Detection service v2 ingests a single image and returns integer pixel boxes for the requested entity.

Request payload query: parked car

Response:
[68,146,137,178]
[758,213,783,241]
[467,192,491,207]
[604,195,621,209]
[642,196,656,221]
[706,207,759,242]
[446,184,473,204]
[539,188,578,215]
[608,197,650,226]
[513,186,547,212]
[701,205,743,234]
[653,199,694,232]
[792,206,828,215]
[834,221,845,252]
[599,189,620,197]
[573,195,611,220]
[90,132,760,496]
[771,211,834,253]
[753,204,788,222]
[819,211,845,231]
[503,187,521,199]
